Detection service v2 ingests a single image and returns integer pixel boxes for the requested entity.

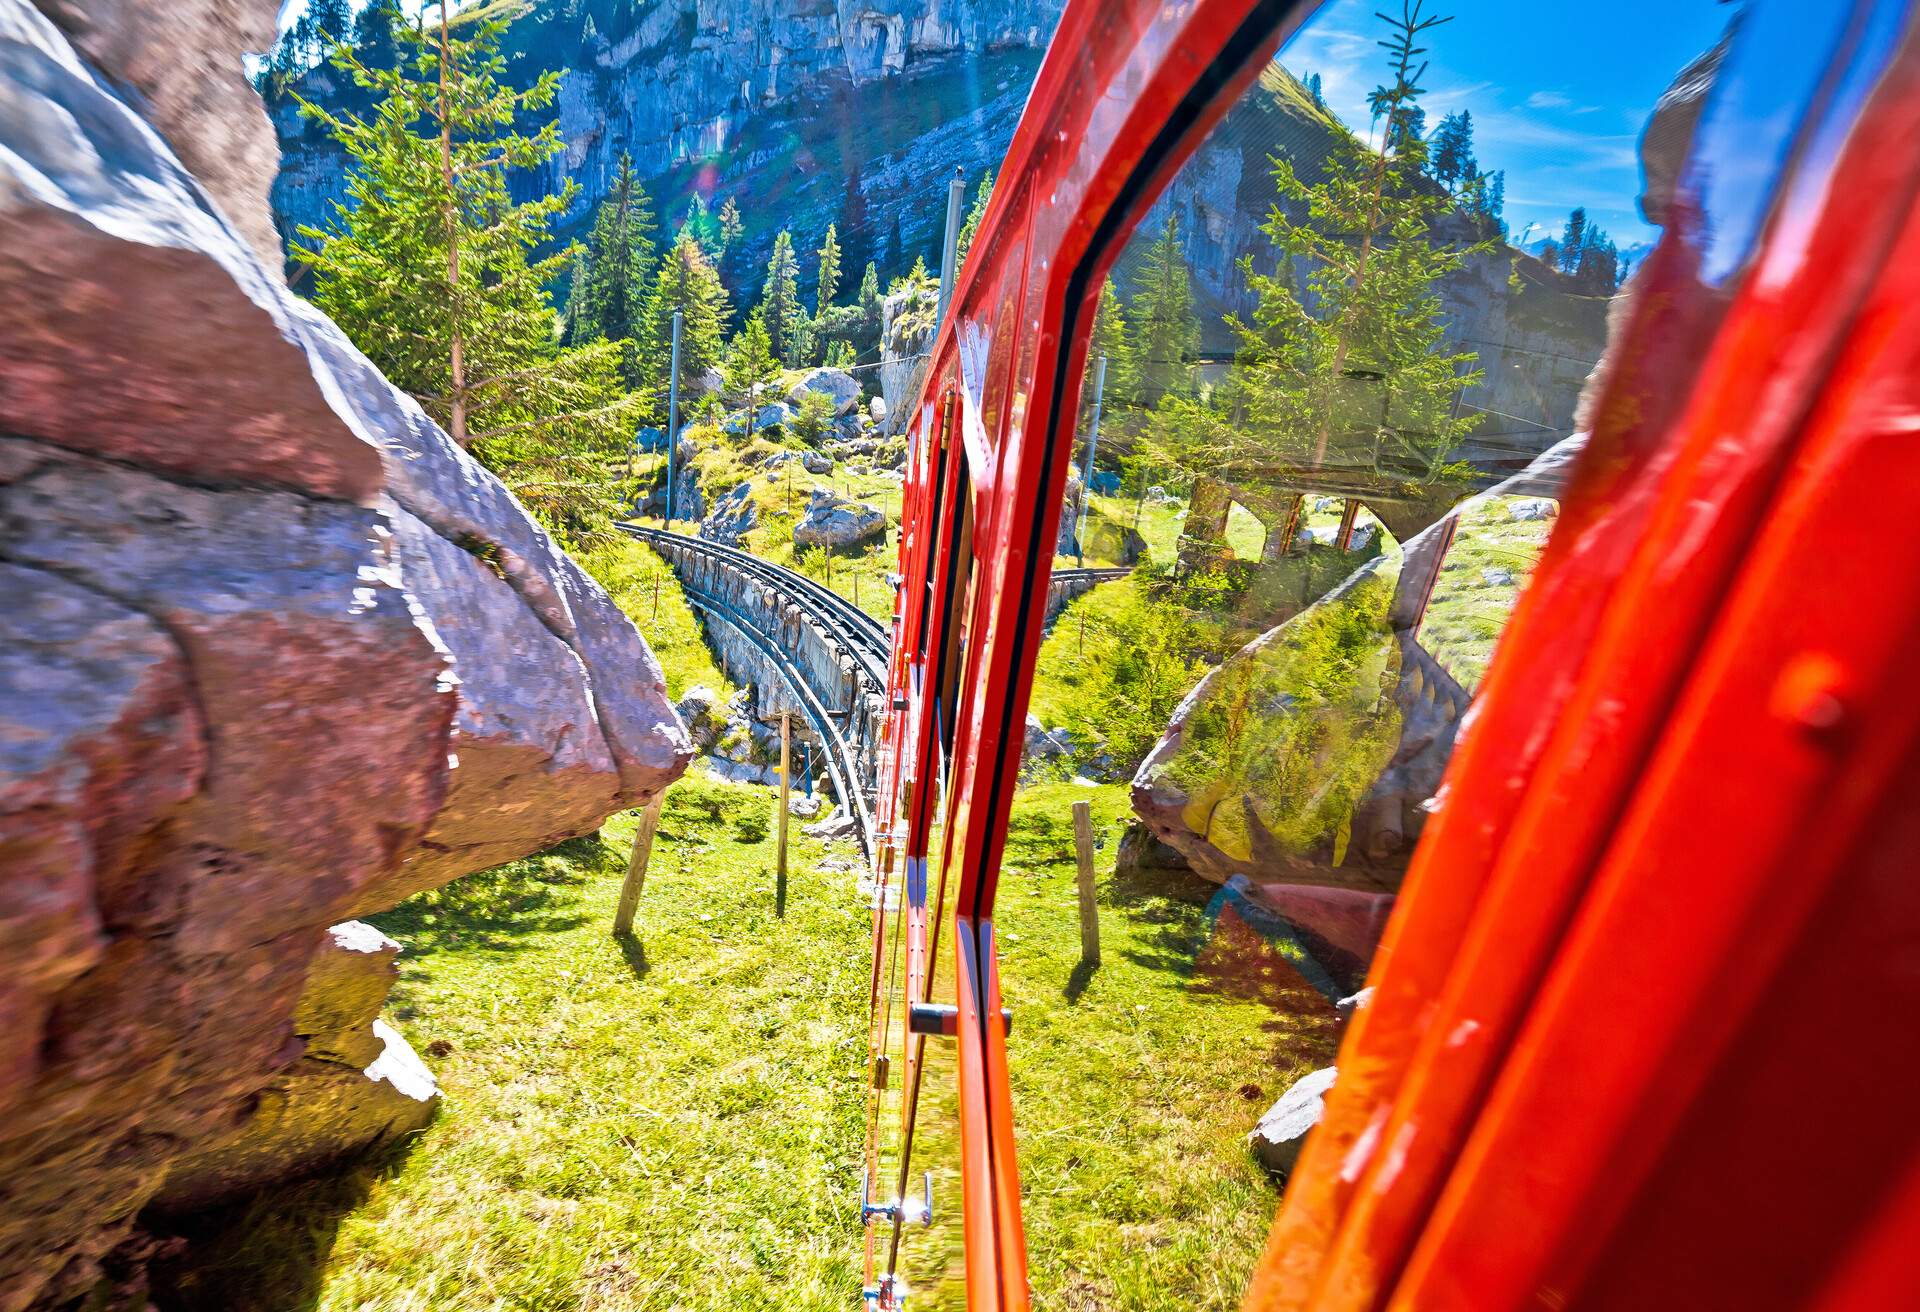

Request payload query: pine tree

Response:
[1305,72,1325,106]
[295,4,631,543]
[725,312,781,441]
[1127,212,1199,408]
[955,168,995,268]
[1560,207,1588,264]
[883,212,904,276]
[1429,110,1477,193]
[309,0,352,50]
[1155,2,1485,484]
[719,198,744,253]
[569,152,658,371]
[1539,238,1561,271]
[815,223,843,317]
[352,0,404,67]
[758,229,804,366]
[643,231,732,403]
[1087,275,1131,412]
[681,194,722,262]
[856,261,883,361]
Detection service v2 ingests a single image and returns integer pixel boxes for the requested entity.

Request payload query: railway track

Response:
[619,524,890,861]
[620,525,1136,864]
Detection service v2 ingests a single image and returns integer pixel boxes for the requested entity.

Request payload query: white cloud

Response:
[1526,90,1574,110]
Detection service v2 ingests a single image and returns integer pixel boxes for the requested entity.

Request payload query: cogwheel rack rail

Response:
[621,522,1131,873]
[619,523,889,861]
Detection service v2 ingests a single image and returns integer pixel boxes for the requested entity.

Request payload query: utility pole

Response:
[1075,354,1107,567]
[935,167,966,332]
[612,794,666,936]
[776,712,792,916]
[664,309,683,525]
[1071,800,1100,967]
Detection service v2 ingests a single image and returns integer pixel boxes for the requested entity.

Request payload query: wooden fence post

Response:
[1071,800,1100,966]
[612,793,666,935]
[776,712,792,915]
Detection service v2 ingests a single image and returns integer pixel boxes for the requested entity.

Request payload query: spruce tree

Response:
[759,230,804,367]
[1155,2,1485,484]
[570,151,658,373]
[1127,212,1199,408]
[1429,110,1477,193]
[1305,72,1325,106]
[1560,207,1588,264]
[352,0,404,67]
[856,261,883,362]
[955,168,995,268]
[1088,275,1130,404]
[681,194,722,262]
[883,213,904,276]
[725,312,781,441]
[815,224,843,317]
[295,2,631,542]
[309,0,352,48]
[643,232,732,404]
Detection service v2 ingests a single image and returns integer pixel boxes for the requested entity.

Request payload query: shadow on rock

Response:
[370,832,611,956]
[144,1135,422,1312]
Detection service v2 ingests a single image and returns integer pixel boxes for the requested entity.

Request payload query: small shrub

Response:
[791,390,836,445]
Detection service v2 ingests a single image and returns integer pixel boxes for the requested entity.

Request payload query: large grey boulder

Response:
[1249,1066,1337,1178]
[0,7,691,1303]
[787,366,862,416]
[701,480,760,547]
[793,487,886,550]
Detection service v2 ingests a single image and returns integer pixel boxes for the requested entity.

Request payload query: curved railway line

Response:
[619,523,1133,870]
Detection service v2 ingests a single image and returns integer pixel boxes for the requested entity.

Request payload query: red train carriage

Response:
[865,0,1920,1307]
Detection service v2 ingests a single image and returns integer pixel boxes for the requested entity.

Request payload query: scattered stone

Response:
[793,487,886,550]
[1335,987,1374,1020]
[869,395,887,425]
[723,403,793,436]
[633,425,668,453]
[789,794,824,818]
[674,685,728,752]
[693,366,725,398]
[1249,1066,1338,1178]
[1480,566,1515,587]
[802,449,834,474]
[1509,497,1558,521]
[787,367,862,416]
[804,808,863,845]
[701,481,759,547]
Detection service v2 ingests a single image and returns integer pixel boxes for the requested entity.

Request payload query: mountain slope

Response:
[270,0,1063,299]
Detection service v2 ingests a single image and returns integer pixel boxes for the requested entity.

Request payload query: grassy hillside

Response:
[151,776,1336,1310]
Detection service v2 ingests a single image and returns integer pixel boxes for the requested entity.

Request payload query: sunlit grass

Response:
[152,775,1334,1311]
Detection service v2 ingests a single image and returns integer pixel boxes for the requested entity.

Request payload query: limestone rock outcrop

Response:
[0,5,690,1305]
[1131,440,1582,989]
[787,366,863,417]
[794,487,887,550]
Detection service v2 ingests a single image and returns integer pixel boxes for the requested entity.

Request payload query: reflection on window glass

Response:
[996,0,1739,1303]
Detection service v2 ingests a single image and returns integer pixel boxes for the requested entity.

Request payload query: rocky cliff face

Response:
[271,0,1063,290]
[0,3,690,1306]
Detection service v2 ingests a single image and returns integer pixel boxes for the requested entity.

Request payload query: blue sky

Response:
[1279,0,1736,251]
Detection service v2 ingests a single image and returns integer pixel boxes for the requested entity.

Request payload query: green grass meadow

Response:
[152,773,1335,1311]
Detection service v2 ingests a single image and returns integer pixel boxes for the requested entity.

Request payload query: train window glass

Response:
[992,0,1744,1303]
